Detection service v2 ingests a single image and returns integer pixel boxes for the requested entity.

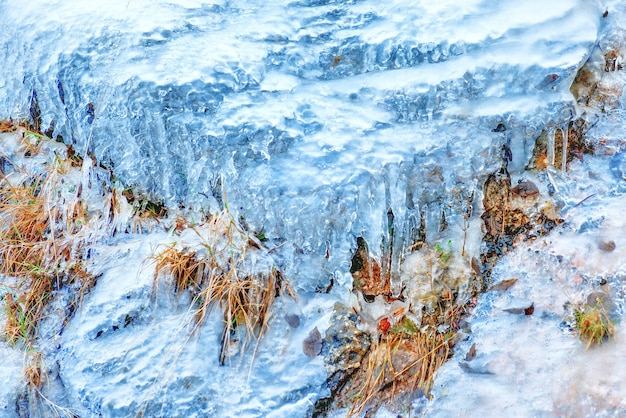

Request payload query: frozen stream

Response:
[0,0,626,417]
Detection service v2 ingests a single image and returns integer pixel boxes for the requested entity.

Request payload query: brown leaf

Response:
[503,302,534,315]
[489,278,518,292]
[465,343,477,361]
[598,240,616,252]
[524,303,535,316]
[511,180,540,198]
[303,327,322,358]
[471,256,481,276]
[350,237,389,299]
[285,314,300,329]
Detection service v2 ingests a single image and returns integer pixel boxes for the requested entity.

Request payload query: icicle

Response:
[560,123,568,173]
[546,127,555,167]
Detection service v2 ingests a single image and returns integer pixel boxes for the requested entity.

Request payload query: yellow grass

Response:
[152,210,288,364]
[0,122,100,416]
[575,301,615,349]
[346,324,453,416]
[0,135,94,345]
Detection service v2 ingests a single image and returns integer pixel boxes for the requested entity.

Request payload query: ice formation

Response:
[0,0,625,416]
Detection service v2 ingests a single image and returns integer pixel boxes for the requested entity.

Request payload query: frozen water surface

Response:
[1,0,626,416]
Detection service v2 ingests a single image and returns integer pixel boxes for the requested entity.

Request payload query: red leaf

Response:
[379,318,391,334]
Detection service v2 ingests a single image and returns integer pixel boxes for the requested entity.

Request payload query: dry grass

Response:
[3,277,54,345]
[344,318,454,416]
[152,209,288,365]
[0,132,95,346]
[22,349,79,418]
[0,122,101,416]
[0,176,48,274]
[574,301,615,349]
[341,240,477,416]
[0,174,54,344]
[25,350,44,389]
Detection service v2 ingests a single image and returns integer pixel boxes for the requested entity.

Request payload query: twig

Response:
[574,194,596,207]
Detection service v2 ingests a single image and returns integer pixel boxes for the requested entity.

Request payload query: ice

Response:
[560,124,568,172]
[0,345,22,415]
[427,190,626,417]
[1,0,625,416]
[547,126,556,167]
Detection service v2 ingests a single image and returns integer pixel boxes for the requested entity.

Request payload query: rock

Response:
[492,123,506,132]
[527,119,594,171]
[585,292,615,316]
[482,171,511,213]
[481,170,531,237]
[312,304,371,415]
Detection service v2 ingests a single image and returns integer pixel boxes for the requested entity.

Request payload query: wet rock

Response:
[481,170,531,237]
[482,171,510,213]
[321,304,370,376]
[492,123,506,132]
[311,304,370,415]
[585,292,615,318]
[571,40,624,111]
[527,119,594,171]
[480,166,563,290]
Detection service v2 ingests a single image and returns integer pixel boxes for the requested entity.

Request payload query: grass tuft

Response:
[25,350,44,389]
[152,209,289,365]
[0,128,96,346]
[0,121,103,417]
[574,300,615,348]
[345,323,454,417]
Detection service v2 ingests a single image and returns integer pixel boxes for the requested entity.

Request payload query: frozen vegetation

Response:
[0,0,625,416]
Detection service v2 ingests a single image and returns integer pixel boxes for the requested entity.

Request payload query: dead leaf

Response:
[459,361,493,375]
[489,278,518,292]
[504,302,534,315]
[465,343,476,361]
[524,303,534,316]
[511,180,540,198]
[303,327,322,358]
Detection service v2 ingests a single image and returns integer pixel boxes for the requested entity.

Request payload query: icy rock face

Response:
[56,233,330,417]
[0,2,620,415]
[0,345,22,416]
[0,0,600,290]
